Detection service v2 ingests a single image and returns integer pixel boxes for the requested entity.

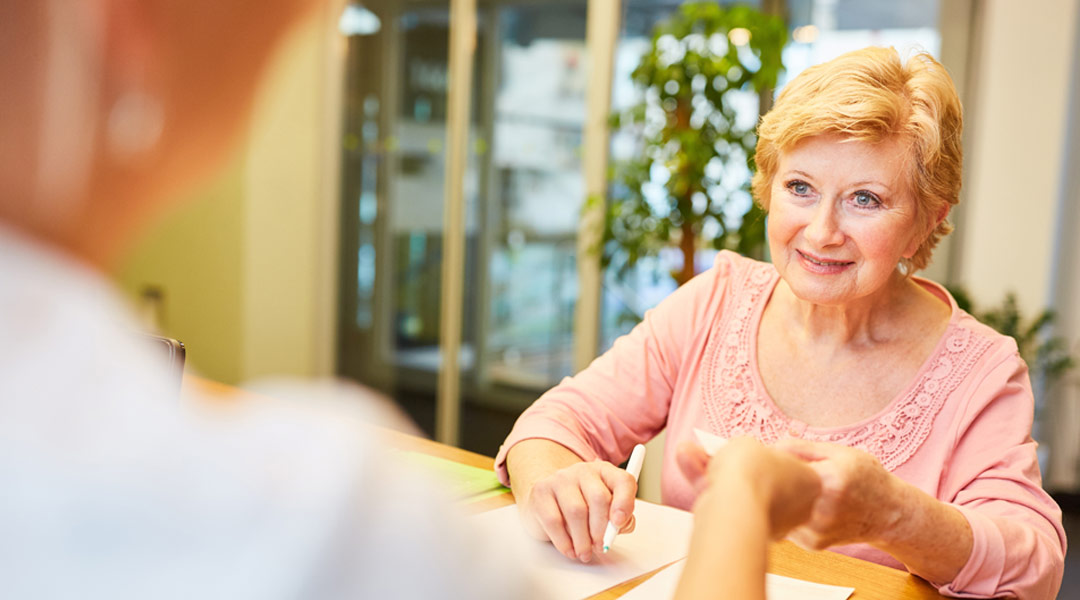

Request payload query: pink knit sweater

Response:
[496,251,1065,599]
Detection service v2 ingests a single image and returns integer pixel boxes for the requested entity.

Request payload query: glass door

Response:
[338,1,486,425]
[337,0,593,452]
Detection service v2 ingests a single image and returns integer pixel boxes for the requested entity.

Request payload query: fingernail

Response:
[579,551,592,563]
[612,510,627,526]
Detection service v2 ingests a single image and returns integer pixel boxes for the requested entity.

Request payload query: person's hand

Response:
[677,438,821,600]
[675,439,710,497]
[693,437,822,539]
[774,439,902,550]
[518,460,638,563]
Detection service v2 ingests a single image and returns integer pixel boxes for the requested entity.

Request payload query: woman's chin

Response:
[783,274,859,307]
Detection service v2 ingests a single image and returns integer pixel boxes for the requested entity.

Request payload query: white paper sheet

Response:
[765,572,855,600]
[618,559,855,600]
[468,500,694,599]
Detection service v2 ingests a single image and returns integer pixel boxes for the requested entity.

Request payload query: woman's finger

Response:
[553,483,597,562]
[787,524,827,551]
[773,437,831,461]
[675,440,709,486]
[579,472,614,553]
[804,457,845,492]
[764,455,823,538]
[599,464,639,531]
[529,487,576,559]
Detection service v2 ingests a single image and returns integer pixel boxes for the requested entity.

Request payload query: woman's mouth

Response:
[796,250,854,273]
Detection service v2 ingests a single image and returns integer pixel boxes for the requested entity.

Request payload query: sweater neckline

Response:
[745,264,963,435]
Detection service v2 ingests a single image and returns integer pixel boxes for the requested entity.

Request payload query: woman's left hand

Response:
[773,438,903,550]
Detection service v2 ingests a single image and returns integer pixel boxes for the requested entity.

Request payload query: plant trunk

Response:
[678,219,695,287]
[675,95,696,287]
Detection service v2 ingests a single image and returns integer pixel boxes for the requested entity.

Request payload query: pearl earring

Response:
[106,90,164,163]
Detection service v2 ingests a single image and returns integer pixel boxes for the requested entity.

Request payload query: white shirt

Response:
[0,226,534,599]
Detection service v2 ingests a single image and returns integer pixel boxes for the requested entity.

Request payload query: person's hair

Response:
[751,46,963,272]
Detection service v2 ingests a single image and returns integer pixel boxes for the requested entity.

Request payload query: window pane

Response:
[481,4,589,390]
[784,0,941,83]
[338,1,590,446]
[338,3,483,422]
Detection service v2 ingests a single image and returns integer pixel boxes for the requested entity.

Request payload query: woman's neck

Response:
[774,271,925,348]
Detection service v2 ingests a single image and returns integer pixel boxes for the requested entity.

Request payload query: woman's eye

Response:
[786,180,811,195]
[853,191,881,208]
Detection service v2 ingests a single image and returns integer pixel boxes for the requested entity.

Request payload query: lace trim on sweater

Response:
[702,261,993,471]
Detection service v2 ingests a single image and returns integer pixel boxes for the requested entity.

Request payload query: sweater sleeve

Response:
[494,252,736,485]
[937,346,1066,599]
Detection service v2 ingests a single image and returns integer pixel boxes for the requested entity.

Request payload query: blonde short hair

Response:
[751,46,963,272]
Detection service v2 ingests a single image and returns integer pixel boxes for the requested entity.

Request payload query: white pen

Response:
[601,443,647,553]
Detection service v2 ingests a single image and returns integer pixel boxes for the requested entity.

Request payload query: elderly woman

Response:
[498,47,1066,598]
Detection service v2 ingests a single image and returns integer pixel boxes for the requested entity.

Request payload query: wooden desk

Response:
[391,430,945,600]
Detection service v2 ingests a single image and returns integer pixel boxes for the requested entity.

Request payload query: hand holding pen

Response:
[603,444,647,553]
[508,439,646,563]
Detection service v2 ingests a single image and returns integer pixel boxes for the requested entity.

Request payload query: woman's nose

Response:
[803,200,844,247]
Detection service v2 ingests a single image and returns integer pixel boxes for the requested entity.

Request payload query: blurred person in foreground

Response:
[0,1,822,598]
[500,47,1066,598]
[0,1,538,598]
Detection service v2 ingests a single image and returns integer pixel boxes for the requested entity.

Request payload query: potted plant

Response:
[948,287,1076,400]
[601,2,787,287]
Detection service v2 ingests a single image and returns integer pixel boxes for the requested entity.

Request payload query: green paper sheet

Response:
[399,451,510,502]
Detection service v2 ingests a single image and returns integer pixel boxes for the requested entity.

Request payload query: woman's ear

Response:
[903,203,951,259]
[934,203,951,229]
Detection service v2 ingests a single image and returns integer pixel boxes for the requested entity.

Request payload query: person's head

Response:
[0,0,322,265]
[751,46,963,275]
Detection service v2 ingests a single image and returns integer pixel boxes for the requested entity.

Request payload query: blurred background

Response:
[115,0,1080,517]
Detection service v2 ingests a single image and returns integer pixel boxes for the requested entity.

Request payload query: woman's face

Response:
[767,134,923,307]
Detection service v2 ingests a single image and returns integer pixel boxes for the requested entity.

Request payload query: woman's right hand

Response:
[506,441,639,563]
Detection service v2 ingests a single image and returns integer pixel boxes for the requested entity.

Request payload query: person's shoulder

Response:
[691,250,773,290]
[710,250,770,276]
[653,251,773,326]
[914,277,1020,364]
[953,310,1021,360]
[673,250,772,292]
[940,310,1030,410]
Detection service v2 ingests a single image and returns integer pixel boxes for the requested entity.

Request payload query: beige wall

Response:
[242,10,343,380]
[1044,3,1080,491]
[955,0,1080,489]
[115,8,342,384]
[117,163,247,384]
[956,0,1080,315]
